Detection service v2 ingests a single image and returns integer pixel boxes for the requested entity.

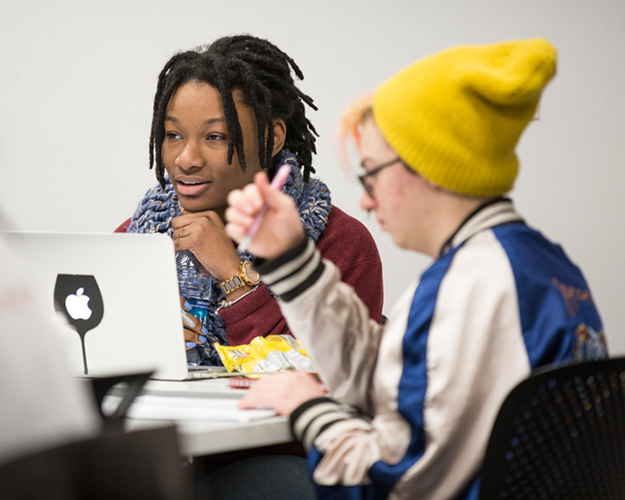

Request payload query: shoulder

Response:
[413,229,518,317]
[115,218,131,233]
[491,223,582,277]
[445,229,516,293]
[318,206,376,246]
[316,206,380,262]
[438,228,519,299]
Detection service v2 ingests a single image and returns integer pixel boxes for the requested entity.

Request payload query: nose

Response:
[176,140,205,170]
[359,190,375,212]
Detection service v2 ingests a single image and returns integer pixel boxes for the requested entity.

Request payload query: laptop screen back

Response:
[5,232,189,379]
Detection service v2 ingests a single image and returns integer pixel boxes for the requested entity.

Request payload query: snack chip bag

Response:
[215,335,317,375]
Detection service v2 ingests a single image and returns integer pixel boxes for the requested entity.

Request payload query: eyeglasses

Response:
[357,157,402,198]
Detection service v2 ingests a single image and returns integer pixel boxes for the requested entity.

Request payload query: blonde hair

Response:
[339,93,374,152]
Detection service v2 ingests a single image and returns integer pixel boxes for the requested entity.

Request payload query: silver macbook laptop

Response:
[4,231,224,381]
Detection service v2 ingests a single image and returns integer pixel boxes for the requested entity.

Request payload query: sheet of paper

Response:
[106,395,276,423]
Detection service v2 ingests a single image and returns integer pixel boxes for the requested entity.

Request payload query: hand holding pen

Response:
[225,164,306,260]
[236,163,292,253]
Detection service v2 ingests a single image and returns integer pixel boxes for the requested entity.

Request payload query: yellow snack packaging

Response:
[215,335,317,375]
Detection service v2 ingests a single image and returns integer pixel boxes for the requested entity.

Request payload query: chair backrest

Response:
[0,425,194,500]
[478,357,625,500]
[0,372,194,500]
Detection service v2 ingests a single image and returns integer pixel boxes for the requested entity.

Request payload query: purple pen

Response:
[237,164,292,253]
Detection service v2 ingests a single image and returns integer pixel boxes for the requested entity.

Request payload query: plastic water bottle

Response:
[176,250,212,363]
[176,249,211,301]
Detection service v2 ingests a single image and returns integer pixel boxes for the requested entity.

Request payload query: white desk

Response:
[125,378,292,456]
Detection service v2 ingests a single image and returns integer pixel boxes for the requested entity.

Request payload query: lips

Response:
[175,177,211,197]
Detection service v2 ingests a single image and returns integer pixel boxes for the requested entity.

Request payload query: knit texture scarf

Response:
[128,150,331,365]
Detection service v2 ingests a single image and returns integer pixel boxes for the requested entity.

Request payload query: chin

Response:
[180,203,211,214]
[392,238,410,250]
[178,199,211,214]
[391,231,413,251]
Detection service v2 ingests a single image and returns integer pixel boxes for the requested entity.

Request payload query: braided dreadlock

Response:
[149,35,318,188]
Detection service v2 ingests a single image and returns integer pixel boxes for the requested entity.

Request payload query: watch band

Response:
[220,274,246,295]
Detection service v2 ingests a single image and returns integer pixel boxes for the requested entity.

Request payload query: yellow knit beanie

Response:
[373,38,557,197]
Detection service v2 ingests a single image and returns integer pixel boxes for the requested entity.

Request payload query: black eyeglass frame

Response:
[358,157,403,198]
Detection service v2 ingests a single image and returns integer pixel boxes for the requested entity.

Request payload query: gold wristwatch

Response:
[219,261,261,295]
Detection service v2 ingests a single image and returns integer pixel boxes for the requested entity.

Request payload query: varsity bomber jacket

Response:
[254,199,607,500]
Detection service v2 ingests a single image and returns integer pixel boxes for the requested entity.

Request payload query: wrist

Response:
[253,235,309,275]
[213,257,244,282]
[217,284,260,312]
[214,266,239,282]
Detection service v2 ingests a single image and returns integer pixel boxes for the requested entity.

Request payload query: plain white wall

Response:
[1,0,624,351]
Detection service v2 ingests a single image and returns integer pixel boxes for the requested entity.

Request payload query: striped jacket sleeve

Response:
[255,237,384,413]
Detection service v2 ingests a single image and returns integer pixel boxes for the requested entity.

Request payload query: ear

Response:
[271,119,287,157]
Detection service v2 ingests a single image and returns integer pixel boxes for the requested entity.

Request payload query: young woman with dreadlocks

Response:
[116,35,383,373]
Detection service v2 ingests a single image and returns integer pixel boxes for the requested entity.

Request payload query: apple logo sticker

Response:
[65,287,93,321]
[54,275,104,375]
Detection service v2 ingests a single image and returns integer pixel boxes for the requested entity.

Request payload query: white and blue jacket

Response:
[255,198,606,500]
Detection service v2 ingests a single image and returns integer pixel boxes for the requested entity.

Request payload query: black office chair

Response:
[478,357,625,500]
[0,372,194,500]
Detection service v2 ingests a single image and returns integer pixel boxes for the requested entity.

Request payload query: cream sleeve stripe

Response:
[254,237,325,302]
[290,397,361,451]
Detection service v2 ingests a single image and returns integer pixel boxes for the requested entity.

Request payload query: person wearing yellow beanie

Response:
[225,38,607,500]
[374,37,556,197]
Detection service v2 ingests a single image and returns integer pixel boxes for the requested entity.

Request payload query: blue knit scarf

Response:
[128,150,331,365]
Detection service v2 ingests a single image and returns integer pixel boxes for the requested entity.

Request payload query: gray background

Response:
[1,1,623,351]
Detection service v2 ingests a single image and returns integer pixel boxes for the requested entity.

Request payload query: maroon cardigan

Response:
[115,206,383,346]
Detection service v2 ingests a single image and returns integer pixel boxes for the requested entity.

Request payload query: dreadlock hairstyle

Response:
[149,35,318,188]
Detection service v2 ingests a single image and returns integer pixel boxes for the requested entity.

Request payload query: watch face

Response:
[242,261,260,284]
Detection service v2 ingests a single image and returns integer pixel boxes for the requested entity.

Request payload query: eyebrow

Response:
[164,115,227,126]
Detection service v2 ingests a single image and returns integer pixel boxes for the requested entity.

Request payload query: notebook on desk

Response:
[4,231,225,381]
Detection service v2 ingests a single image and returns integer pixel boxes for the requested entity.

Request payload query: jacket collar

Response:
[439,197,524,257]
